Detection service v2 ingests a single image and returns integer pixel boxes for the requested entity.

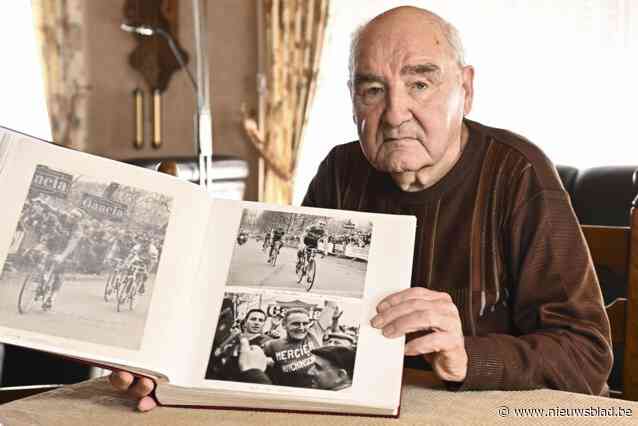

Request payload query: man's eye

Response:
[365,87,384,96]
[357,85,385,105]
[411,81,428,90]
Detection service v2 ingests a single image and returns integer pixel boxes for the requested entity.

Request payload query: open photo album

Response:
[0,126,416,417]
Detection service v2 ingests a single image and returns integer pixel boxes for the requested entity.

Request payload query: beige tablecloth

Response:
[0,370,637,425]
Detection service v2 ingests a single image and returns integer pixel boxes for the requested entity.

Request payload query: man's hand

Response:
[109,371,157,412]
[371,287,467,382]
[238,337,267,372]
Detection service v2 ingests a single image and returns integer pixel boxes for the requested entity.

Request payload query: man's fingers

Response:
[404,331,463,356]
[371,298,454,330]
[138,395,158,412]
[377,287,452,312]
[128,377,155,398]
[110,371,158,411]
[109,371,134,391]
[379,309,458,338]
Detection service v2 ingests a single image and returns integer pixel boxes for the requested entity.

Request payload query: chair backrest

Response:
[556,165,638,226]
[582,200,638,400]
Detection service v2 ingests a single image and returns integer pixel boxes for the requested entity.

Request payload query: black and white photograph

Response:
[205,292,360,390]
[228,209,372,298]
[0,164,172,349]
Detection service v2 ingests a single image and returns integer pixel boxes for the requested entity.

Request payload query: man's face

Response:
[245,312,266,334]
[308,355,347,389]
[349,11,474,189]
[285,312,310,341]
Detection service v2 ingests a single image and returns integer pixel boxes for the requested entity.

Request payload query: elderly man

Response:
[302,5,611,394]
[110,6,611,411]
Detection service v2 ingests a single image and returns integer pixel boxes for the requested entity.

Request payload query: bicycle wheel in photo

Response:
[104,271,118,302]
[117,278,131,312]
[17,272,40,314]
[129,277,143,311]
[296,260,306,283]
[303,259,316,291]
[271,247,280,266]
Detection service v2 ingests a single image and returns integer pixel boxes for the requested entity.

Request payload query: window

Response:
[0,2,51,141]
[293,0,638,203]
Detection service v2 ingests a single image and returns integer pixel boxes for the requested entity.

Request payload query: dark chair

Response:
[556,165,638,394]
[555,164,578,196]
[581,197,638,400]
[571,166,638,227]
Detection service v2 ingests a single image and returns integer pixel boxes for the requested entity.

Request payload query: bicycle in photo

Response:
[296,248,318,291]
[262,237,270,252]
[104,260,123,302]
[17,247,58,314]
[116,256,147,312]
[267,241,282,266]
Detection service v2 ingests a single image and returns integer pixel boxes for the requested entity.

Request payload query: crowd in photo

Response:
[205,295,359,391]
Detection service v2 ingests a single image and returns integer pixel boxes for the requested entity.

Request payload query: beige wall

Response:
[84,0,259,200]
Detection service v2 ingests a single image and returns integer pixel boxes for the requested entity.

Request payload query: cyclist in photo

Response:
[297,220,327,268]
[268,226,285,262]
[262,228,271,252]
[124,234,159,295]
[43,208,88,310]
[103,230,134,290]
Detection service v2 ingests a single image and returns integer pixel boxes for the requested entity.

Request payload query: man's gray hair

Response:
[348,9,466,80]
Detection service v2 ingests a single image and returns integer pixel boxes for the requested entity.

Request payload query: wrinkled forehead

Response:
[353,18,455,75]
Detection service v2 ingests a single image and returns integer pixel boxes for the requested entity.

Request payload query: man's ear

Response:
[337,368,348,381]
[348,80,357,125]
[461,65,475,116]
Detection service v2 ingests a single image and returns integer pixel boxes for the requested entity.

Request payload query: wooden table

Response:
[1,369,637,425]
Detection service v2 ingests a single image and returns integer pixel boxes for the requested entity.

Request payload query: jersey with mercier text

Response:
[264,334,320,387]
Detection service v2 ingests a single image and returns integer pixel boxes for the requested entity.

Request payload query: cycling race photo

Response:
[227,209,372,298]
[0,164,172,349]
[205,291,361,391]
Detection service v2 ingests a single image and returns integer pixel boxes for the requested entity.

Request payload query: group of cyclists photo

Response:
[235,216,329,292]
[228,209,370,299]
[2,184,166,315]
[206,292,360,390]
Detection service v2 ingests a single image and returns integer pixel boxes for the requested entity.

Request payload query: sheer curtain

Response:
[32,0,89,150]
[293,0,638,203]
[244,0,330,204]
[0,2,51,140]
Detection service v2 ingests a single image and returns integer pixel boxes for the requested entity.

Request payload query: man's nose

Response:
[382,87,412,129]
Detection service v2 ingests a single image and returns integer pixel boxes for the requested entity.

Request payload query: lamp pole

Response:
[193,0,213,190]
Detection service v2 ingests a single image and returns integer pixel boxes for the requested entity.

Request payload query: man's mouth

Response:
[383,137,419,144]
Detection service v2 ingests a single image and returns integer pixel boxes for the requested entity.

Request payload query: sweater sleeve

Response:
[459,189,613,394]
[301,147,339,209]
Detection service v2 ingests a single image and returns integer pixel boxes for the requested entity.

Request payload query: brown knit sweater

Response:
[301,119,612,395]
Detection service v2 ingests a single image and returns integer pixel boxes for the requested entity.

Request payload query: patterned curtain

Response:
[32,0,89,150]
[243,0,330,204]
